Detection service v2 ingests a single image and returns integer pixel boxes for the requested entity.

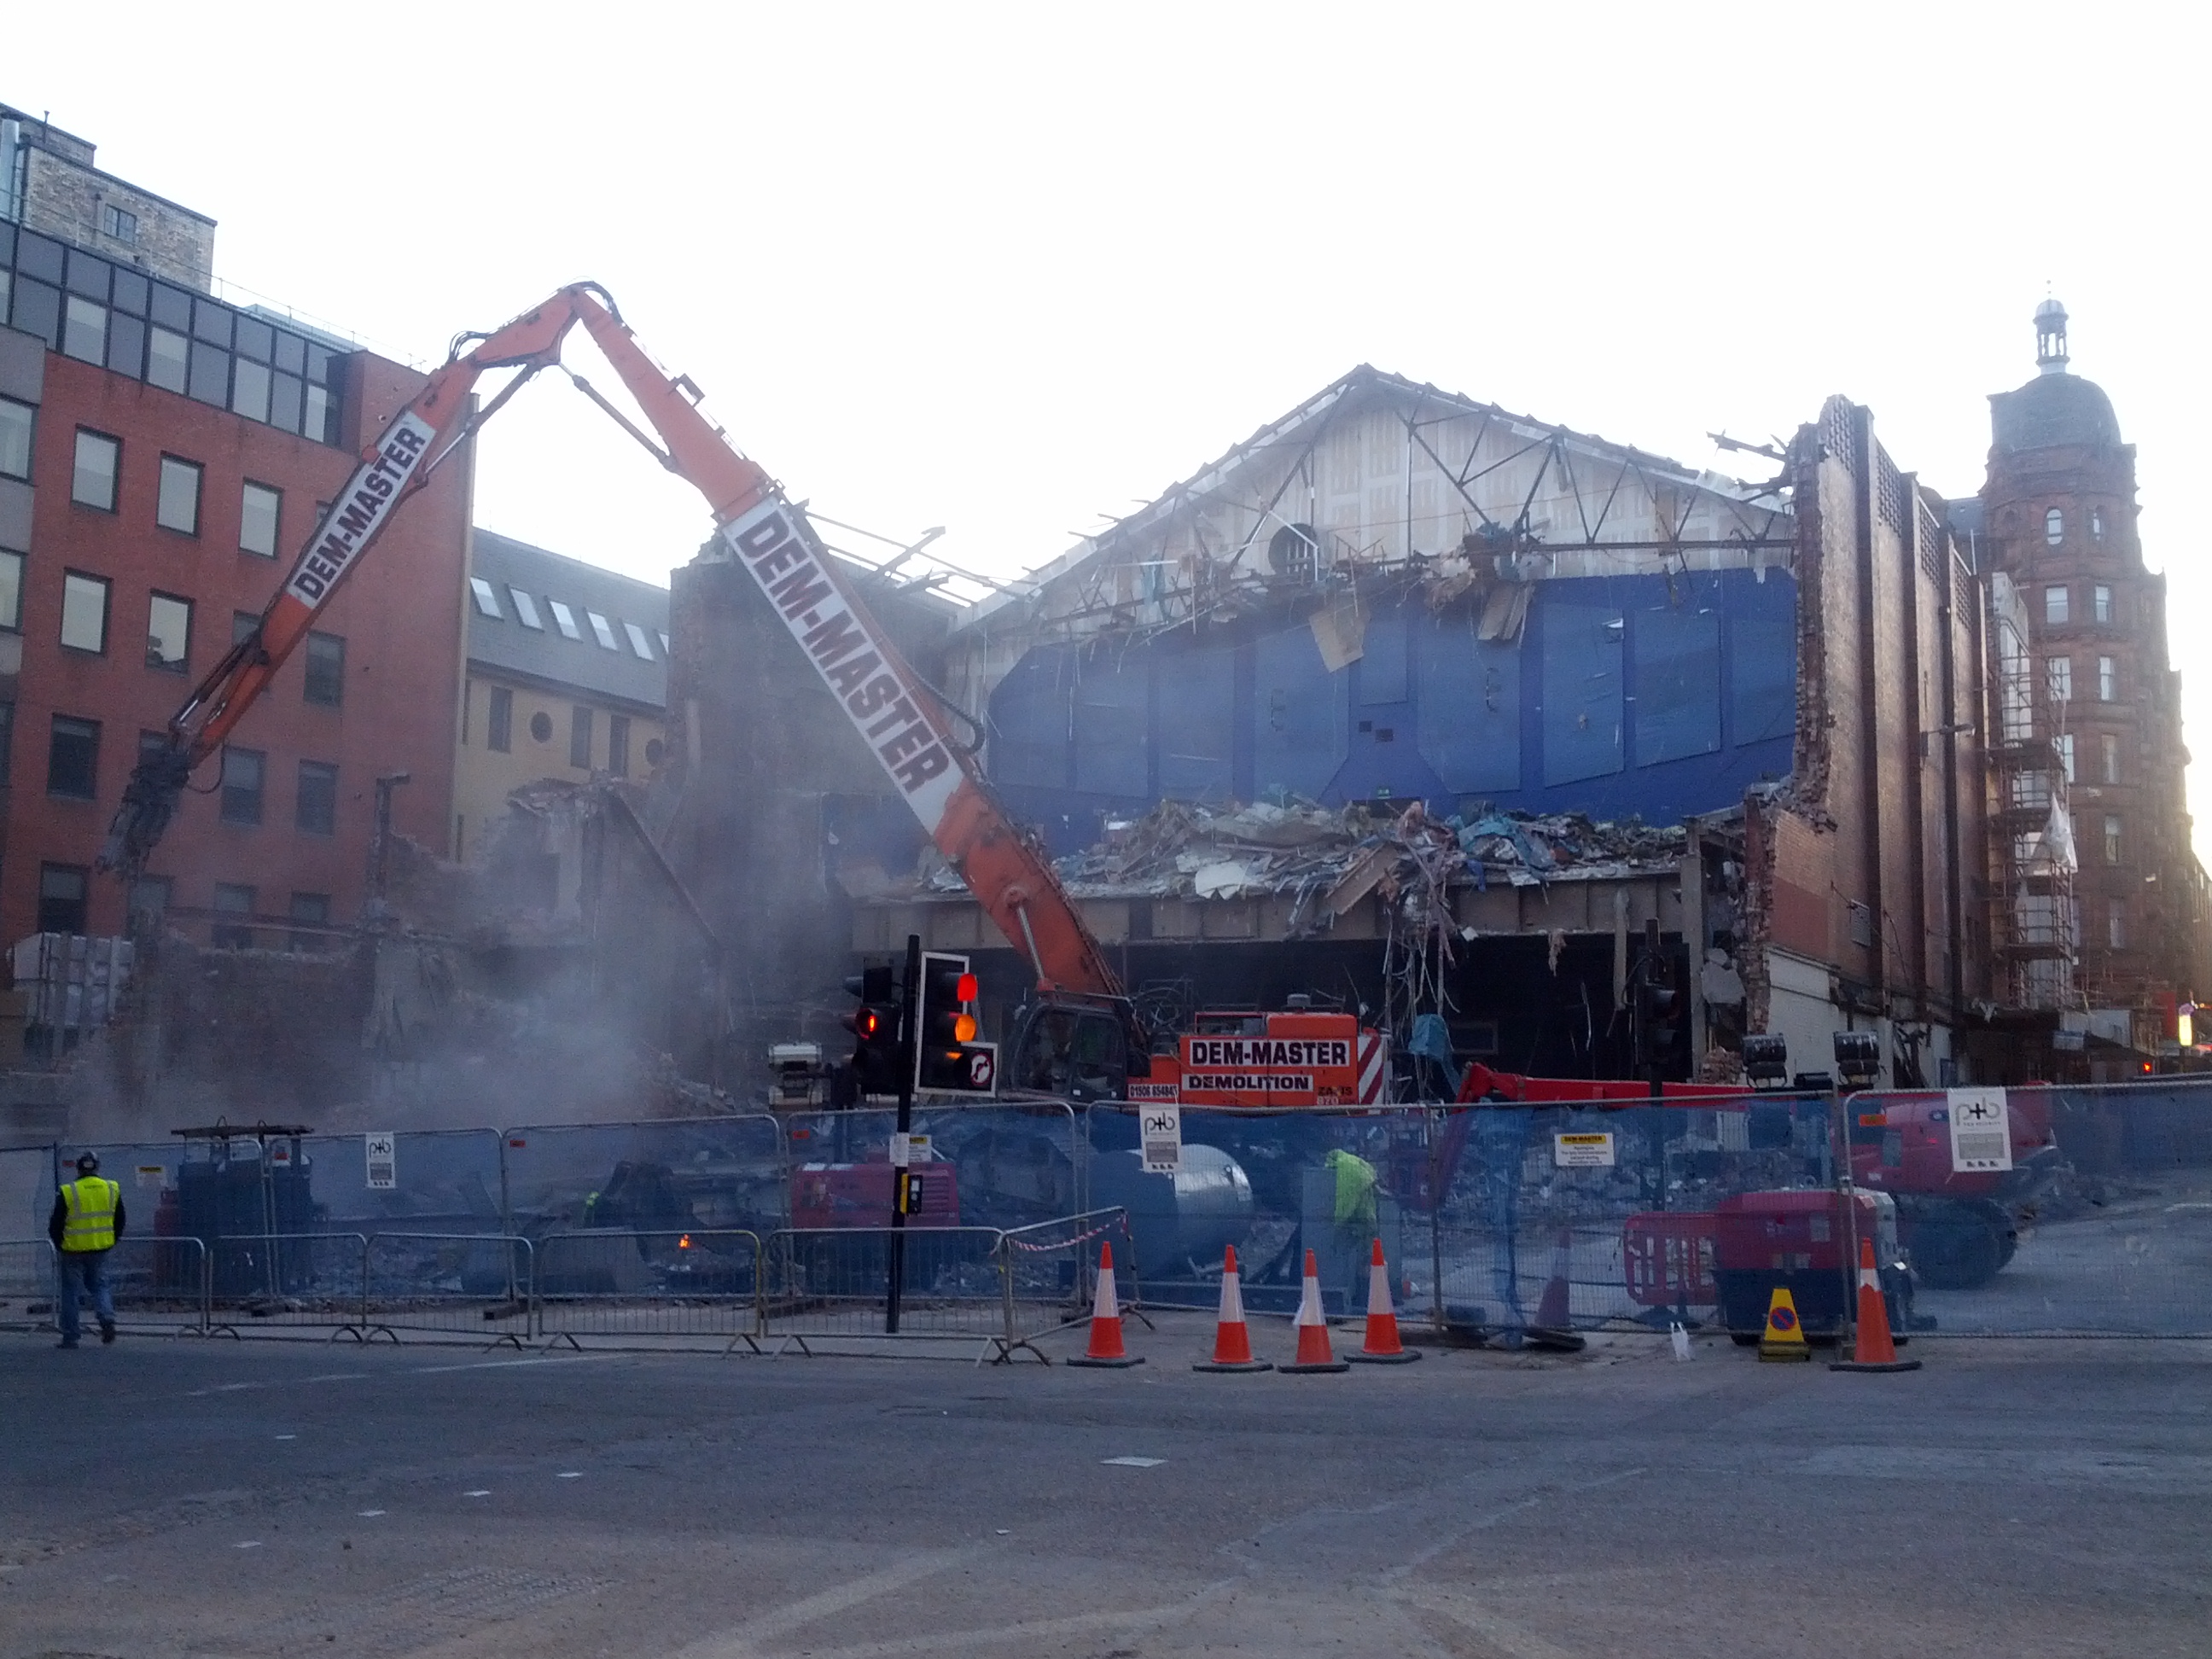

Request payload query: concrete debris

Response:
[1020,798,1689,915]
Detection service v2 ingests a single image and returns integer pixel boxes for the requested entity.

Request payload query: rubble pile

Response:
[990,798,1688,910]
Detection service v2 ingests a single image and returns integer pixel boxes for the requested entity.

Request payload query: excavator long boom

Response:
[102,285,1126,1017]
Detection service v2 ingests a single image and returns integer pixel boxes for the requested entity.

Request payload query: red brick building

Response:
[0,154,468,949]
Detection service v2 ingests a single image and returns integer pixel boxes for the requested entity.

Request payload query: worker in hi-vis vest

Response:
[48,1153,125,1348]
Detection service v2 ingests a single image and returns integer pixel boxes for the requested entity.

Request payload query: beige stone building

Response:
[454,531,668,860]
[3,104,214,291]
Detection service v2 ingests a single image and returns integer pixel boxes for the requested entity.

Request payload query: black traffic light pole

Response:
[885,932,921,1335]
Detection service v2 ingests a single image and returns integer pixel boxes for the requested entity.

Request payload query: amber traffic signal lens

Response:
[952,1012,978,1044]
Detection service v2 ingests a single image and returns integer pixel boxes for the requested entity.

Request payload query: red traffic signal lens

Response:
[955,972,978,1003]
[952,1012,978,1044]
[852,1007,881,1039]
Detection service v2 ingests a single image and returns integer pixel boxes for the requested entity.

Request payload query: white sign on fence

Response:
[365,1132,397,1190]
[1946,1088,2013,1173]
[1554,1132,1615,1168]
[1140,1104,1183,1174]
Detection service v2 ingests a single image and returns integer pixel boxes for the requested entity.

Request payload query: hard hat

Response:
[75,1153,100,1174]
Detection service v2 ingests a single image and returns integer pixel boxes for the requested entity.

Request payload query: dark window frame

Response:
[210,882,257,950]
[240,480,282,557]
[487,686,514,753]
[155,453,203,535]
[570,705,593,770]
[38,863,92,935]
[46,714,100,800]
[304,632,345,707]
[219,745,266,827]
[0,548,22,632]
[295,760,339,835]
[59,570,111,655]
[608,713,630,777]
[0,395,33,481]
[70,428,121,512]
[146,591,192,673]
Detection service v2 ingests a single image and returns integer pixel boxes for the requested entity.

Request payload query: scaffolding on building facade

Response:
[1987,573,2078,1010]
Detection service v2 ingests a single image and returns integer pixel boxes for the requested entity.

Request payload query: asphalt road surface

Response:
[3,1318,2208,1658]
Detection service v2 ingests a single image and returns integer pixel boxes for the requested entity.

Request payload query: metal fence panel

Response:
[537,1228,761,1351]
[503,1116,785,1243]
[1,1145,55,1239]
[362,1232,533,1346]
[306,1129,507,1235]
[0,1237,56,1330]
[205,1232,369,1337]
[763,1225,1009,1343]
[101,1234,210,1336]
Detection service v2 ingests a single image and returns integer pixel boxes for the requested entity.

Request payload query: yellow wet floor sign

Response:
[1758,1287,1811,1363]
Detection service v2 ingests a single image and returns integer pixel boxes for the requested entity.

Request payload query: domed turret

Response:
[1990,300,2122,454]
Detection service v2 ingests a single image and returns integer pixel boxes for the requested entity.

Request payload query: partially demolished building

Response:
[831,366,1996,1088]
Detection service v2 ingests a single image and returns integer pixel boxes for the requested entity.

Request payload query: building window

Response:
[529,709,553,744]
[0,397,32,480]
[570,705,593,769]
[127,876,171,930]
[2098,656,2116,702]
[509,588,543,629]
[38,864,90,936]
[608,714,630,777]
[644,737,666,768]
[305,632,345,707]
[72,430,120,510]
[586,611,620,650]
[48,716,100,800]
[2092,507,2105,542]
[488,686,514,753]
[102,204,138,244]
[2045,657,2071,703]
[220,747,265,826]
[2056,733,2075,783]
[156,456,201,533]
[2108,898,2128,950]
[2104,815,2122,865]
[2043,585,2069,626]
[623,621,655,660]
[211,883,256,949]
[2102,732,2121,785]
[2093,584,2112,624]
[61,572,109,653]
[0,549,22,631]
[287,892,331,952]
[148,326,188,394]
[296,760,338,835]
[62,295,106,365]
[469,576,503,618]
[146,592,191,672]
[0,699,10,786]
[548,600,582,640]
[658,632,671,656]
[2045,508,2064,545]
[240,482,282,557]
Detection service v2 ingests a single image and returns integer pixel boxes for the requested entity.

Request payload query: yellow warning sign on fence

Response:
[1758,1287,1810,1363]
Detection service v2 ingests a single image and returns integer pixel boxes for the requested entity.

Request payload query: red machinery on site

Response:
[1436,1061,2063,1331]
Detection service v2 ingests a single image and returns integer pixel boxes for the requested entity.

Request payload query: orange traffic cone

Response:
[1066,1242,1144,1368]
[1524,1227,1586,1352]
[1193,1244,1271,1373]
[1831,1237,1922,1373]
[1348,1237,1420,1365]
[1280,1248,1349,1373]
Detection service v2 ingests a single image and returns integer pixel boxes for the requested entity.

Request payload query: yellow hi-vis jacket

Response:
[61,1177,120,1253]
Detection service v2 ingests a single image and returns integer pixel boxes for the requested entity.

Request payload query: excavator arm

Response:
[102,285,1130,1037]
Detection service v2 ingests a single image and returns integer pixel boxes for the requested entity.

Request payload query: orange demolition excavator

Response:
[99,283,1382,1108]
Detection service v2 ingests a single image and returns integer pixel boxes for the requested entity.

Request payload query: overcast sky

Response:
[15,4,2210,840]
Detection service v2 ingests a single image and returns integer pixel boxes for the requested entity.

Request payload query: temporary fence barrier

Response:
[536,1227,763,1352]
[0,1237,57,1331]
[102,1233,212,1336]
[205,1232,370,1339]
[504,1115,786,1242]
[997,1208,1138,1362]
[762,1225,1010,1353]
[306,1128,508,1236]
[1,1145,56,1240]
[362,1232,534,1346]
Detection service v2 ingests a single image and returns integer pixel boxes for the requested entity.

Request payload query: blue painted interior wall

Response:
[986,569,1798,853]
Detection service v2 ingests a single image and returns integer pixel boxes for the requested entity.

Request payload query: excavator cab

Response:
[1010,995,1144,1103]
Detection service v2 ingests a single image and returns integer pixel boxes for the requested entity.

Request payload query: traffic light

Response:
[915,951,998,1093]
[1633,925,1683,1079]
[843,963,901,1098]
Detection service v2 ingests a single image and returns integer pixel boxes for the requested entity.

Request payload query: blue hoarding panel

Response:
[1253,623,1348,800]
[1541,600,1625,785]
[1157,647,1237,800]
[1072,652,1148,797]
[1415,608,1521,794]
[1730,572,1796,744]
[1633,587,1722,765]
